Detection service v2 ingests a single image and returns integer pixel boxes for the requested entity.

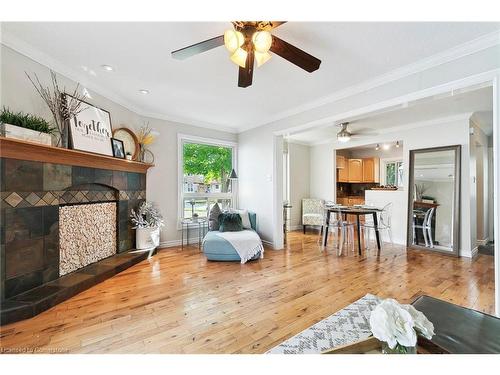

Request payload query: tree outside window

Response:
[385,161,403,187]
[181,141,234,219]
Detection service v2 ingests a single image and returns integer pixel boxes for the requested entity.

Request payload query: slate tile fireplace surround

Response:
[0,138,153,324]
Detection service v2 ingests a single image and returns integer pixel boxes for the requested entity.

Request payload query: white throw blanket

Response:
[215,229,264,264]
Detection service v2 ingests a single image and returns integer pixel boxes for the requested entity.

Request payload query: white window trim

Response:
[381,157,404,188]
[177,134,238,229]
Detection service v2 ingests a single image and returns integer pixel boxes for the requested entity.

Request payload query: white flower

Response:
[369,299,417,349]
[402,304,435,340]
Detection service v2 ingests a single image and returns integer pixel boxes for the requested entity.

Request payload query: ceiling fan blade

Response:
[270,35,321,73]
[238,48,255,88]
[171,35,224,60]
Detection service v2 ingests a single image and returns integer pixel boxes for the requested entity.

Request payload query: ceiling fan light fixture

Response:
[255,51,272,67]
[230,47,247,68]
[337,134,351,143]
[252,31,272,52]
[224,29,245,53]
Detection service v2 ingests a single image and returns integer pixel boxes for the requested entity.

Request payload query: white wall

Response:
[0,45,237,247]
[470,116,491,246]
[237,129,275,245]
[488,141,495,241]
[309,143,335,202]
[288,142,310,229]
[365,190,406,245]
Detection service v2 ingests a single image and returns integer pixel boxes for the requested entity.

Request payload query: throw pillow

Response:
[232,209,252,229]
[218,213,243,232]
[208,203,222,231]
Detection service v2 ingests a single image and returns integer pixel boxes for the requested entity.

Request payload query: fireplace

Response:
[0,138,153,324]
[59,202,117,275]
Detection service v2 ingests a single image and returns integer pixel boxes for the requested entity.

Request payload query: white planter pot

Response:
[1,123,52,146]
[136,227,160,250]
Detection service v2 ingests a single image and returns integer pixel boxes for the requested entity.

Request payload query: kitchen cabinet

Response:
[336,155,346,169]
[348,159,363,182]
[338,164,349,182]
[362,157,380,183]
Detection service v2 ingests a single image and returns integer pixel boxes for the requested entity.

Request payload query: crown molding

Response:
[0,31,238,134]
[240,29,500,133]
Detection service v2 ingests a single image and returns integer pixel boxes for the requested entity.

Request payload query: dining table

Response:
[323,205,384,255]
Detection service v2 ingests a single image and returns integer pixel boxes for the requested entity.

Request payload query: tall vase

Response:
[136,227,160,250]
[60,121,69,148]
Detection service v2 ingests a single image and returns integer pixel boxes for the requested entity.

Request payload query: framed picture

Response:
[67,95,113,156]
[111,138,126,159]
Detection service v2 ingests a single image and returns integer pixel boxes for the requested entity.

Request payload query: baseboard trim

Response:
[262,240,275,249]
[159,237,201,248]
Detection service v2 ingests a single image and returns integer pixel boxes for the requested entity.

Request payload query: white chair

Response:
[302,198,324,233]
[361,202,394,254]
[412,207,435,248]
[321,204,355,256]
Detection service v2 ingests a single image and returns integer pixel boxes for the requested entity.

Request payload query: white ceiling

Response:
[2,22,499,132]
[287,86,493,144]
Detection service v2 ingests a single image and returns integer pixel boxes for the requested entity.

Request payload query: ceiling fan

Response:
[336,122,378,142]
[171,21,321,88]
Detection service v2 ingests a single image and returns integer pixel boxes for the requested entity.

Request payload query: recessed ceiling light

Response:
[101,65,114,71]
[383,144,391,150]
[139,89,150,95]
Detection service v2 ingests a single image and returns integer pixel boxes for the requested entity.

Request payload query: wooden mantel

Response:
[0,137,154,173]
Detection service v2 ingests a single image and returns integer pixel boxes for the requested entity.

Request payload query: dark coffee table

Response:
[412,295,500,354]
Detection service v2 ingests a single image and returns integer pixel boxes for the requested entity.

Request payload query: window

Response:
[178,135,236,220]
[384,160,404,187]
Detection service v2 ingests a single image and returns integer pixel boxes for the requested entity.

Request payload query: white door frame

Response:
[493,74,499,316]
[273,69,500,316]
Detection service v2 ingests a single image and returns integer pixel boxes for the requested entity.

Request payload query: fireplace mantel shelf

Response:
[0,137,154,173]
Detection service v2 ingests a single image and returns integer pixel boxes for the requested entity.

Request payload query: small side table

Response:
[181,218,208,250]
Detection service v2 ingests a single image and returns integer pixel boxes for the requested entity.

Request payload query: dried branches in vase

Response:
[26,70,87,148]
[137,123,156,163]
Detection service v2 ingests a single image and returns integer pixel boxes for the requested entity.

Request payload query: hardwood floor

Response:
[0,231,495,354]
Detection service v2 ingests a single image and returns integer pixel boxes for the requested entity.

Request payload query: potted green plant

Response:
[130,202,165,250]
[0,107,55,145]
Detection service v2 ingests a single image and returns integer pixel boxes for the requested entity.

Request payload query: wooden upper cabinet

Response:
[338,163,349,182]
[362,157,380,183]
[336,155,346,169]
[348,159,363,182]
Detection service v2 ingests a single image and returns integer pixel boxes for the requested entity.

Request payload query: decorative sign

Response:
[67,96,113,156]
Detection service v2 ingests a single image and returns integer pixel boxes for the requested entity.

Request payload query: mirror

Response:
[407,146,461,255]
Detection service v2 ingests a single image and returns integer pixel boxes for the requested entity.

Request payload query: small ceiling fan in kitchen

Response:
[171,21,321,88]
[336,122,378,143]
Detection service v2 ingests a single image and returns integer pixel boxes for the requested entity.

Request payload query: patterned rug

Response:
[267,294,380,354]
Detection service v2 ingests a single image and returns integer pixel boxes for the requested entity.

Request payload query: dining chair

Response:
[361,202,394,254]
[412,207,435,248]
[321,203,355,255]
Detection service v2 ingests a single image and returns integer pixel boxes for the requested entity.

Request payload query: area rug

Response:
[266,294,380,354]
